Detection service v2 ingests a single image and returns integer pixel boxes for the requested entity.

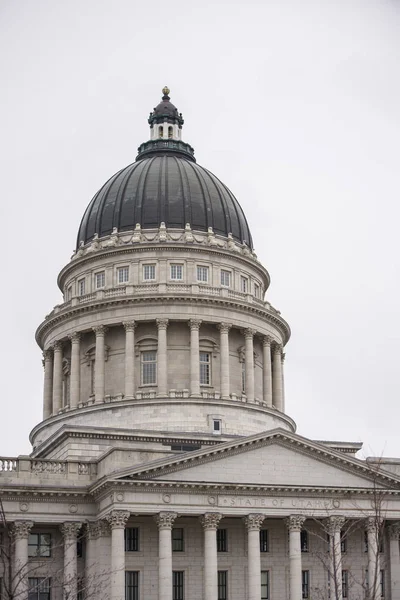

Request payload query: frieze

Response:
[219,496,342,510]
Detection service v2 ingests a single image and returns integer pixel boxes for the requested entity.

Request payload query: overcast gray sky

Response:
[1,0,399,458]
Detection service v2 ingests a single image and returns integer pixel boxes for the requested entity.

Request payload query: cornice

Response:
[35,294,291,347]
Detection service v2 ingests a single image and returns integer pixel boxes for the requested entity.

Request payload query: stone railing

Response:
[0,457,97,478]
[51,283,275,318]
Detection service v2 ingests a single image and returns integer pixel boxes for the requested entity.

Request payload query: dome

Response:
[76,89,253,249]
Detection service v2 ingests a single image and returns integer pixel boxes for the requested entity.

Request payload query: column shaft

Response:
[61,522,81,600]
[244,329,255,402]
[52,341,63,413]
[218,323,231,399]
[189,320,201,396]
[286,516,305,600]
[12,521,33,600]
[94,326,106,402]
[389,524,400,600]
[157,320,169,396]
[107,511,130,600]
[155,512,177,600]
[327,516,345,600]
[69,333,81,409]
[201,513,222,600]
[272,345,283,411]
[124,322,136,398]
[245,514,265,600]
[85,523,98,598]
[43,349,53,419]
[367,519,381,600]
[262,337,272,407]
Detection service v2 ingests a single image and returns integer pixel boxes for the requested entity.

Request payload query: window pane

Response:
[141,351,157,385]
[78,279,85,296]
[118,267,129,283]
[260,529,269,552]
[241,276,248,292]
[261,571,269,600]
[172,528,184,552]
[302,571,309,599]
[218,571,228,600]
[95,272,105,288]
[125,571,139,600]
[197,266,209,282]
[220,270,231,286]
[217,529,227,552]
[171,265,183,280]
[301,530,309,552]
[144,265,156,280]
[200,352,210,385]
[125,528,140,552]
[172,571,184,600]
[342,570,348,598]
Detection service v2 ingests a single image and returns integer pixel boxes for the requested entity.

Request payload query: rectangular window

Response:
[172,571,184,600]
[172,528,184,552]
[95,271,105,289]
[117,266,129,283]
[260,529,269,552]
[197,265,209,283]
[261,571,269,600]
[302,570,310,599]
[66,285,72,301]
[380,570,385,598]
[125,527,140,552]
[342,570,348,598]
[170,264,183,280]
[143,264,156,281]
[28,578,50,600]
[77,537,84,558]
[200,352,211,385]
[141,351,157,385]
[240,276,248,292]
[301,530,309,552]
[28,533,51,557]
[254,283,260,298]
[241,361,246,393]
[78,278,86,296]
[217,529,228,552]
[218,571,228,600]
[125,571,139,600]
[213,419,221,434]
[220,269,231,287]
[341,533,347,553]
[364,530,368,553]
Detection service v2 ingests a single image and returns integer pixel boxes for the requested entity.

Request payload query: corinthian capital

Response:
[286,515,305,532]
[200,512,223,530]
[244,513,265,531]
[217,323,231,334]
[106,510,130,529]
[123,321,137,332]
[189,319,202,331]
[69,332,81,344]
[11,521,34,540]
[93,325,107,336]
[53,340,63,352]
[154,512,178,530]
[326,515,345,535]
[43,348,53,362]
[85,521,100,540]
[262,335,273,347]
[243,328,256,339]
[156,319,169,330]
[389,522,400,540]
[60,522,82,540]
[272,343,282,355]
[365,516,383,534]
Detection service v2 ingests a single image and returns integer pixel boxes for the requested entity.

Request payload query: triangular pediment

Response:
[111,429,400,491]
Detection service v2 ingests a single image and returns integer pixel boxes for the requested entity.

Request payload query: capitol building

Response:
[1,88,400,600]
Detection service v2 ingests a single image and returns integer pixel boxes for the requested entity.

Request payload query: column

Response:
[244,514,265,600]
[189,319,201,396]
[11,520,33,599]
[85,522,99,599]
[52,340,63,414]
[326,516,345,600]
[286,515,305,600]
[97,520,112,598]
[106,510,130,600]
[93,326,107,402]
[272,343,283,411]
[218,323,231,399]
[156,319,169,396]
[155,512,178,600]
[200,512,222,600]
[69,332,81,409]
[42,348,53,419]
[389,523,400,600]
[244,328,255,402]
[123,321,136,398]
[60,522,82,600]
[262,336,273,407]
[366,517,382,600]
[281,351,286,412]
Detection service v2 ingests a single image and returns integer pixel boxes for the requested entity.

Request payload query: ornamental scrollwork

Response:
[262,335,273,347]
[93,325,107,336]
[123,321,137,332]
[11,521,34,540]
[272,343,283,355]
[189,319,202,331]
[217,323,232,334]
[106,510,130,529]
[85,521,100,540]
[53,340,63,352]
[200,512,223,530]
[156,319,169,330]
[154,512,178,530]
[97,519,111,537]
[244,513,265,531]
[243,328,256,339]
[325,515,345,535]
[69,332,81,344]
[285,515,305,532]
[60,522,82,540]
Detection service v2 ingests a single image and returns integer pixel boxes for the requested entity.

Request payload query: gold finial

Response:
[162,86,170,96]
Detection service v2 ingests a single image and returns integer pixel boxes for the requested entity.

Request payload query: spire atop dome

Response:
[162,85,170,98]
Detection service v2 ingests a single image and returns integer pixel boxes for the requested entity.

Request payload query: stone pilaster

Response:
[244,514,265,600]
[262,336,273,407]
[218,323,231,399]
[326,516,346,600]
[200,513,223,600]
[155,512,178,600]
[42,348,53,419]
[60,522,82,600]
[389,523,400,600]
[52,340,63,413]
[11,521,34,600]
[93,326,107,402]
[156,319,169,396]
[106,510,130,600]
[123,321,136,398]
[189,319,202,396]
[244,328,255,402]
[272,343,283,411]
[286,515,306,600]
[69,332,81,409]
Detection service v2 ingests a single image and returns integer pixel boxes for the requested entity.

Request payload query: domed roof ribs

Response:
[174,156,192,227]
[184,160,213,232]
[97,167,128,237]
[192,163,216,233]
[159,155,167,226]
[136,156,157,228]
[115,162,139,232]
[210,170,244,243]
[201,167,232,238]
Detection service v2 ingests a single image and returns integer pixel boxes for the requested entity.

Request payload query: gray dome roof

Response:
[77,155,253,249]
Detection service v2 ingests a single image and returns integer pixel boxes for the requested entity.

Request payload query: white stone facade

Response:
[1,91,400,600]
